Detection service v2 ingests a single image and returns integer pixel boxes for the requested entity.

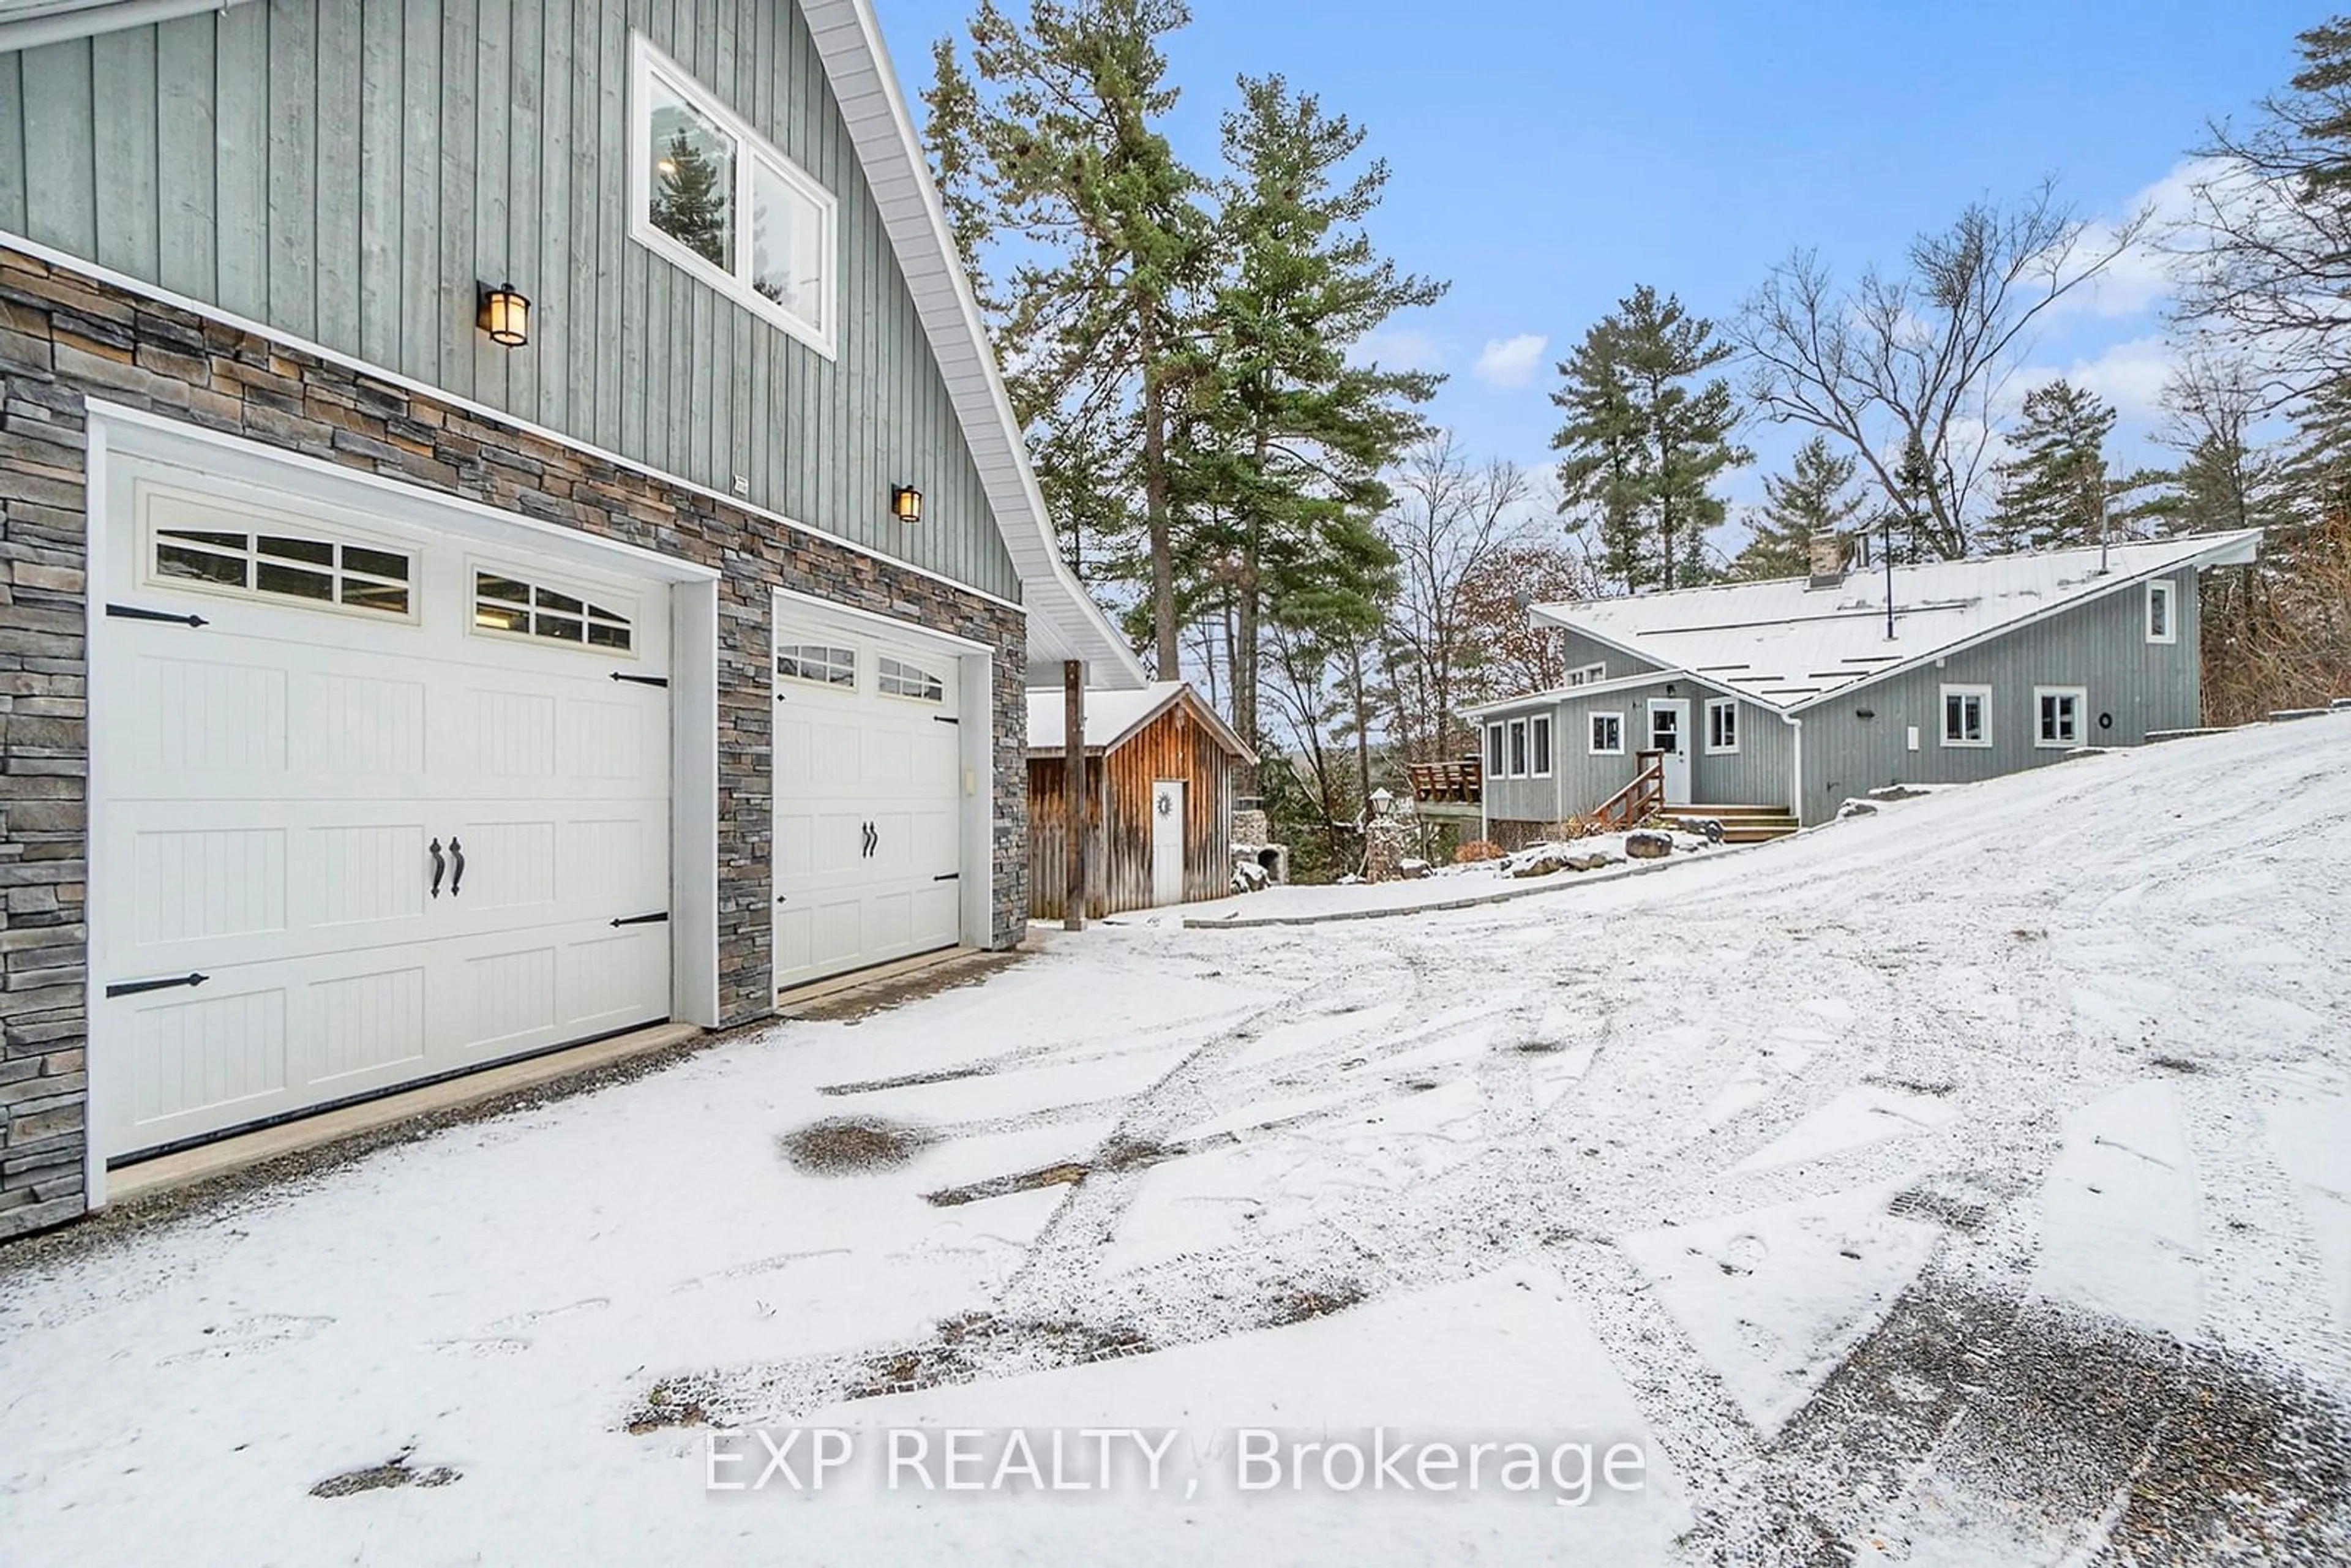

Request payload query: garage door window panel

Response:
[778,644,857,688]
[474,571,635,654]
[153,527,414,618]
[879,655,945,703]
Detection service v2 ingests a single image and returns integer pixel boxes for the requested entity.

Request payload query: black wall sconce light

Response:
[891,484,923,525]
[1856,708,1876,721]
[478,282,530,347]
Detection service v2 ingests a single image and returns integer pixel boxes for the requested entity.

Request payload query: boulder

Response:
[1624,831,1673,860]
[1565,852,1619,872]
[1837,799,1878,819]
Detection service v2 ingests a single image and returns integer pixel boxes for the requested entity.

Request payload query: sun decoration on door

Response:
[1157,794,1174,818]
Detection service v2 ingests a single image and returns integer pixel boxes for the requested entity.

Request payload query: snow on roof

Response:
[1532,531,2261,713]
[1026,681,1255,760]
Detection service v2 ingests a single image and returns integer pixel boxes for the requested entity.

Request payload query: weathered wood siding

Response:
[0,0,1017,599]
[1796,569,2202,825]
[1029,702,1239,920]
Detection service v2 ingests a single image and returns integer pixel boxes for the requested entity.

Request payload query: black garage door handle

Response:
[449,838,465,897]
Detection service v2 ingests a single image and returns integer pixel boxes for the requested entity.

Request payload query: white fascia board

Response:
[801,0,1145,688]
[1460,666,1741,720]
[0,0,254,53]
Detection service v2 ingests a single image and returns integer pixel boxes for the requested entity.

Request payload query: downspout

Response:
[1785,710,1805,828]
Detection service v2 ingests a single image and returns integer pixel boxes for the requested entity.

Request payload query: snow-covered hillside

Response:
[3,717,2347,1564]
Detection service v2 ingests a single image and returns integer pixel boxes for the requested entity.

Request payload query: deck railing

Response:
[1586,750,1665,831]
[1406,757,1482,805]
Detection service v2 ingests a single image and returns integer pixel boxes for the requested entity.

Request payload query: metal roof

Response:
[1532,531,2262,713]
[1027,681,1255,762]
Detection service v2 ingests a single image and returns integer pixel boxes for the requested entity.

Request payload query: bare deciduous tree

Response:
[1377,435,1534,765]
[1735,183,2149,558]
[2172,20,2351,402]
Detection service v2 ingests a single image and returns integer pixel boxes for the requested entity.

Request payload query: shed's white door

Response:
[771,609,965,990]
[91,460,673,1161]
[1150,780,1186,906]
[1649,699,1692,806]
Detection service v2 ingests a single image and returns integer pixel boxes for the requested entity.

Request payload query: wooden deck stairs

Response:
[1669,804,1800,845]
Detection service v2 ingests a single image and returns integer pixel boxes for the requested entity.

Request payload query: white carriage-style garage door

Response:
[91,452,675,1163]
[771,601,969,991]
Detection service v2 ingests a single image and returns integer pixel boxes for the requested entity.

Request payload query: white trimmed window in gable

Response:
[2034,686,2087,749]
[1485,721,1505,779]
[1589,711,1625,756]
[1705,697,1738,754]
[1565,662,1608,688]
[1531,715,1553,777]
[1941,683,1992,748]
[2145,579,2178,644]
[631,36,837,357]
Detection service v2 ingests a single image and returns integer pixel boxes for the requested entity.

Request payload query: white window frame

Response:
[138,482,422,628]
[1940,683,1992,748]
[1485,722,1505,779]
[1565,661,1608,688]
[1704,697,1739,754]
[2145,579,2178,645]
[1589,711,1625,756]
[469,560,642,658]
[1530,715,1553,778]
[629,34,838,359]
[1507,718,1529,778]
[2034,685,2087,749]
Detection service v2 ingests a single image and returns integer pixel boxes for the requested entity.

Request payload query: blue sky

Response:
[873,0,2323,546]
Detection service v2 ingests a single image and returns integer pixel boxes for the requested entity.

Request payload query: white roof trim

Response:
[803,0,1146,688]
[0,0,252,54]
[1027,680,1255,762]
[1458,667,1742,719]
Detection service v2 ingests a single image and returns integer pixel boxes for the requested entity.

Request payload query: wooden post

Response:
[1063,660,1085,931]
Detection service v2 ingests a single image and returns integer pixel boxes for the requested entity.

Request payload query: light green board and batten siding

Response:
[0,0,1018,601]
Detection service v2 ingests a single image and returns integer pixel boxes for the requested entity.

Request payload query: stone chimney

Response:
[1807,534,1848,590]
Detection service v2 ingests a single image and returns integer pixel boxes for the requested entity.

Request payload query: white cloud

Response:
[2015,334,2178,429]
[1350,326,1447,373]
[2045,157,2231,324]
[1472,332,1549,388]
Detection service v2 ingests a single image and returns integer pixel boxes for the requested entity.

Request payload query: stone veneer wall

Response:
[0,247,1029,1240]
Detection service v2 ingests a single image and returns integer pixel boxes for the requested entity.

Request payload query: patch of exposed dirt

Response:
[1864,1075,1958,1097]
[1766,1282,2351,1564]
[1262,1280,1369,1326]
[779,951,1028,1024]
[779,1117,930,1175]
[310,1448,460,1498]
[1511,1040,1566,1055]
[839,1311,1156,1401]
[2150,1055,2205,1074]
[624,1383,711,1435]
[818,1062,999,1095]
[922,1135,1203,1206]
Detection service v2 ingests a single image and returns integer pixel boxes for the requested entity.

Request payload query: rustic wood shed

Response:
[1026,681,1255,920]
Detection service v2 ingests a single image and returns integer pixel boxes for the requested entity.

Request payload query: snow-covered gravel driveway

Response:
[4,718,2348,1565]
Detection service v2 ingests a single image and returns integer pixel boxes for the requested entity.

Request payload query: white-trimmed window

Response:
[1589,711,1625,756]
[153,525,413,620]
[1565,662,1608,688]
[777,643,856,687]
[1706,697,1739,754]
[2145,579,2178,644]
[1941,683,1992,748]
[2035,686,2087,748]
[1485,722,1505,778]
[877,655,945,703]
[1507,718,1529,778]
[1531,715,1553,777]
[631,36,836,356]
[474,571,635,651]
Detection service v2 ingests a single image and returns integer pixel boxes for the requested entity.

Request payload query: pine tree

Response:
[650,127,731,270]
[1985,380,2117,553]
[1552,286,1747,593]
[1180,75,1441,776]
[923,0,1210,676]
[1734,435,1864,579]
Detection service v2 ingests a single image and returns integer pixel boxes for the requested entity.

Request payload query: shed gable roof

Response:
[1531,531,2260,713]
[1027,681,1254,762]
